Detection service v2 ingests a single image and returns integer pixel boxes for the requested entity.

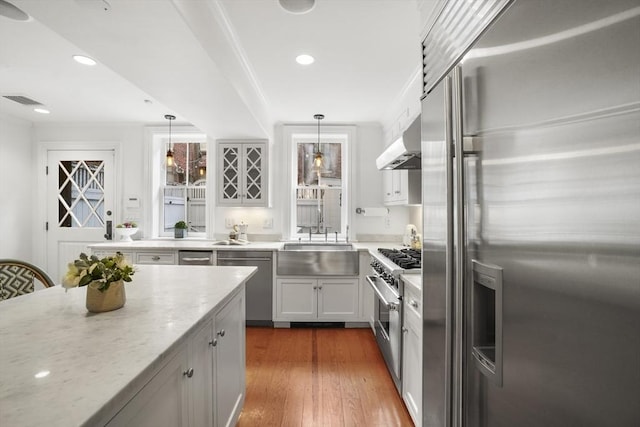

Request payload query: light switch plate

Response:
[225,218,235,228]
[263,218,273,229]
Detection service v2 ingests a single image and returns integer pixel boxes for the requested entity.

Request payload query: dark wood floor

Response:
[237,326,414,427]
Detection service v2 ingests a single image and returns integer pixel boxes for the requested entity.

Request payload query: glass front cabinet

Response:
[217,140,268,207]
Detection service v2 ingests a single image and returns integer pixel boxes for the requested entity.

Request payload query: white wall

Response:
[353,124,410,239]
[8,119,410,262]
[0,114,35,261]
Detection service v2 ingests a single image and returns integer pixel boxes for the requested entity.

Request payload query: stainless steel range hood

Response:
[376,115,421,170]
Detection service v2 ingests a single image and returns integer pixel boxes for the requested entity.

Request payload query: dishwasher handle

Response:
[180,257,212,262]
[218,257,272,262]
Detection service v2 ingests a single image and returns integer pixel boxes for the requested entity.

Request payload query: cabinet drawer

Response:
[92,250,134,264]
[136,252,176,265]
[403,281,421,328]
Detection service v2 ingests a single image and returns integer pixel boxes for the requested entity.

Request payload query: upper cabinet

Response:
[383,170,421,206]
[217,140,268,207]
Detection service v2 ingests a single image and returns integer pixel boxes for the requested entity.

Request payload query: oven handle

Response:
[366,275,399,311]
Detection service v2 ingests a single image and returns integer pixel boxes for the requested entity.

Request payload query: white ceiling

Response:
[0,0,423,140]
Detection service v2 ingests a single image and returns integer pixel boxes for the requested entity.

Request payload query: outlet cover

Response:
[263,218,273,229]
[225,218,235,228]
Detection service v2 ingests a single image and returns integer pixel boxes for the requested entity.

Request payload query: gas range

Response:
[370,248,422,290]
[367,246,421,395]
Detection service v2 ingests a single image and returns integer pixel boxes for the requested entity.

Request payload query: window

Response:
[285,125,354,241]
[163,141,207,234]
[145,126,208,239]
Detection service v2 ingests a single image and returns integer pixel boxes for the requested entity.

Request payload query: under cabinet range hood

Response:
[376,116,421,170]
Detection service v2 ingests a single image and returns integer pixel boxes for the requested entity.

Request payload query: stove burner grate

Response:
[377,248,422,270]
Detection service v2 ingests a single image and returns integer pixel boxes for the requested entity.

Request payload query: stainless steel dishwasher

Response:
[178,250,215,265]
[217,250,273,326]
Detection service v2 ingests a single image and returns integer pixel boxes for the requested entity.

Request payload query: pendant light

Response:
[313,114,324,169]
[165,114,176,166]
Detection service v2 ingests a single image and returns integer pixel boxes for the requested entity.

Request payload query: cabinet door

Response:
[402,285,422,426]
[218,144,242,205]
[241,144,267,206]
[383,170,394,203]
[383,170,405,205]
[214,290,246,427]
[189,320,214,427]
[107,348,190,427]
[275,278,317,320]
[317,278,359,320]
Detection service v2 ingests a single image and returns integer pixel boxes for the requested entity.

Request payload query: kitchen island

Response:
[0,264,256,427]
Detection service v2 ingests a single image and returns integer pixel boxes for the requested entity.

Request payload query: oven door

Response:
[366,275,402,393]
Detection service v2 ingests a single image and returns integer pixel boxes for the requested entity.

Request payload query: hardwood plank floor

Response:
[237,327,414,427]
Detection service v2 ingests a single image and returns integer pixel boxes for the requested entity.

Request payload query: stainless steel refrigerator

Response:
[420,0,640,426]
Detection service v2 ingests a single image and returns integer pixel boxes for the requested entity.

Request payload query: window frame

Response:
[145,126,210,239]
[283,124,355,241]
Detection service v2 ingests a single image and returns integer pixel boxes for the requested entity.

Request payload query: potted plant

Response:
[174,220,188,238]
[62,252,135,313]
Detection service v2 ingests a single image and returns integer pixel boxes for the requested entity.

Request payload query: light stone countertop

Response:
[0,264,256,427]
[88,240,406,253]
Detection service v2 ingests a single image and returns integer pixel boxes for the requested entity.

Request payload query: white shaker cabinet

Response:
[402,279,422,426]
[217,141,268,207]
[107,288,245,427]
[106,347,190,427]
[275,277,359,322]
[383,169,421,206]
[212,288,245,427]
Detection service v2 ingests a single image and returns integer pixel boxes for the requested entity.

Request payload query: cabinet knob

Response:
[209,339,217,347]
[410,300,419,308]
[318,285,322,290]
[183,368,194,378]
[402,327,408,333]
[217,329,226,337]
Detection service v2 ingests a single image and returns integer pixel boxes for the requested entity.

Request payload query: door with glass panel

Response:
[46,150,115,283]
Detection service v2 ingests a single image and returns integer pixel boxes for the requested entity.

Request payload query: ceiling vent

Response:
[3,95,43,106]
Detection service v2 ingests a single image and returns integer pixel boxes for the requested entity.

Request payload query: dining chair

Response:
[0,259,56,300]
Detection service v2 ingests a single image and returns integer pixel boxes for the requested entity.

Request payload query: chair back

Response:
[0,259,55,301]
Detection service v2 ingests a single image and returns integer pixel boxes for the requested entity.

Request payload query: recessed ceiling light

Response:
[279,0,315,14]
[73,55,97,66]
[34,107,50,114]
[296,54,314,65]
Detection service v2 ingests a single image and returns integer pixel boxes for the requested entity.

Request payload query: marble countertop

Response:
[88,240,407,253]
[0,265,256,427]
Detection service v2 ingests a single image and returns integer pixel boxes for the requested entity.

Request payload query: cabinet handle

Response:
[313,285,317,290]
[209,339,217,347]
[410,300,419,308]
[217,329,225,337]
[402,327,408,333]
[152,256,160,261]
[183,368,194,378]
[394,191,401,194]
[318,285,323,290]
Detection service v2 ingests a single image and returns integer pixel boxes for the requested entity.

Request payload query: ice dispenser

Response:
[472,260,503,386]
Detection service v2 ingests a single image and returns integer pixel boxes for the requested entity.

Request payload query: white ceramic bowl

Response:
[116,227,138,242]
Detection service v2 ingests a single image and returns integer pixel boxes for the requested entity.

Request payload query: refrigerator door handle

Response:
[452,65,466,427]
[444,73,455,427]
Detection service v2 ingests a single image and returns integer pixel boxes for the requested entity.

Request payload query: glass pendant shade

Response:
[313,113,324,169]
[165,114,176,167]
[166,149,174,166]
